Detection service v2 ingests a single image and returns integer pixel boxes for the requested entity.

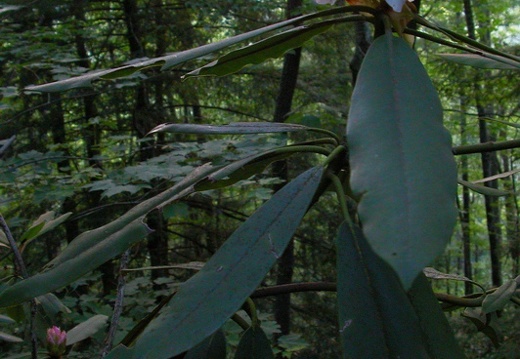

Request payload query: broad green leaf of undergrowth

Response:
[0,163,220,307]
[347,33,457,289]
[107,166,324,359]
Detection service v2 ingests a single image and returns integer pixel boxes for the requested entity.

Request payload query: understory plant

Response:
[1,0,520,358]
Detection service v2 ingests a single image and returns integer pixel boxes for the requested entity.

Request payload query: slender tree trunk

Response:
[463,0,502,286]
[272,0,302,340]
[500,148,520,275]
[458,95,473,294]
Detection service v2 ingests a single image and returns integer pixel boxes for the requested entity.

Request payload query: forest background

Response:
[0,0,519,358]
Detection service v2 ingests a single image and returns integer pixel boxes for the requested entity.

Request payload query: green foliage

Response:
[1,1,519,359]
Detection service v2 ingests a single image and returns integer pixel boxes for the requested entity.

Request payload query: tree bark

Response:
[272,0,302,339]
[463,0,502,287]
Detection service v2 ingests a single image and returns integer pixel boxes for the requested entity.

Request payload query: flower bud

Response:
[46,326,67,357]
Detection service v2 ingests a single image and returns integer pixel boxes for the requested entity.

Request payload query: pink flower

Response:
[46,326,67,357]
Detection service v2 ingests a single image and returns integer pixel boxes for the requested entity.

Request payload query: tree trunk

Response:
[272,0,302,340]
[458,95,473,294]
[463,0,502,287]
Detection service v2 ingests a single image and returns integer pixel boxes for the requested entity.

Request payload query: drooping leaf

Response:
[423,267,485,292]
[184,22,333,78]
[23,10,341,93]
[438,53,520,70]
[347,33,458,289]
[235,325,274,359]
[458,179,510,197]
[107,166,324,359]
[462,308,500,347]
[148,122,310,136]
[66,314,108,346]
[408,274,466,358]
[482,279,517,314]
[0,218,151,307]
[336,222,429,358]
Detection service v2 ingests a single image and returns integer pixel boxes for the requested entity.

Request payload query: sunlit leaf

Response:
[458,179,510,197]
[423,267,485,292]
[0,331,23,343]
[482,280,517,314]
[347,33,458,289]
[184,22,333,78]
[438,53,520,70]
[148,122,310,135]
[66,314,108,346]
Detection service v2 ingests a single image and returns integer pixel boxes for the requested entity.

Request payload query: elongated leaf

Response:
[0,163,220,307]
[482,279,517,314]
[183,329,227,359]
[24,10,338,93]
[336,222,429,358]
[107,166,324,359]
[423,267,485,292]
[408,274,465,358]
[195,151,292,191]
[148,122,309,135]
[438,53,520,70]
[66,314,108,346]
[347,33,458,289]
[184,22,333,78]
[458,179,510,197]
[0,331,23,343]
[0,314,15,324]
[235,325,274,359]
[0,218,151,307]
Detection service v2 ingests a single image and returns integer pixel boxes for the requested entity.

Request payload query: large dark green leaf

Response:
[0,163,220,307]
[347,33,457,289]
[336,222,429,358]
[184,22,333,78]
[408,274,466,358]
[235,325,274,359]
[107,166,324,359]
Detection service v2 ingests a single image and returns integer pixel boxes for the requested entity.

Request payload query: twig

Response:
[101,250,131,358]
[0,214,38,359]
[0,214,28,278]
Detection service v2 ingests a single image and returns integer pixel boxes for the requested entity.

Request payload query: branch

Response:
[453,139,520,155]
[0,214,38,359]
[251,282,336,298]
[101,250,131,357]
